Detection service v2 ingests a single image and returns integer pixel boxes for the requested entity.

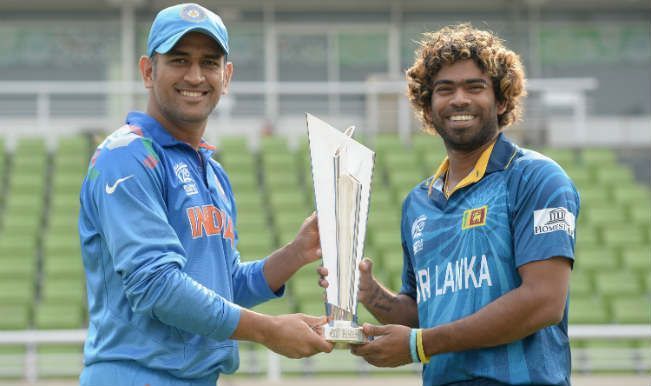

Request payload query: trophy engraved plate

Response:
[306,113,374,346]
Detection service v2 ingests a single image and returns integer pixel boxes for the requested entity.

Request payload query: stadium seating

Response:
[0,133,649,377]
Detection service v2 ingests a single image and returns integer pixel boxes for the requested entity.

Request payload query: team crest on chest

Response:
[462,205,488,230]
[174,162,199,196]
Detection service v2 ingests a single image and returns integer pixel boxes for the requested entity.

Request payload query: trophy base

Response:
[323,321,367,348]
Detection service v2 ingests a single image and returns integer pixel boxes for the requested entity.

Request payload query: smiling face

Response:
[140,31,232,142]
[426,59,506,152]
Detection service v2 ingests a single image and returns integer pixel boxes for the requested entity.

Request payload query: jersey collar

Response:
[126,111,216,156]
[428,132,519,197]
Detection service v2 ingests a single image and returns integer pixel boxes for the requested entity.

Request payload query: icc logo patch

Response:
[462,205,488,230]
[174,162,199,196]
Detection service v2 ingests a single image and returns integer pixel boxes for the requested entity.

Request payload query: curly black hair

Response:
[406,23,527,133]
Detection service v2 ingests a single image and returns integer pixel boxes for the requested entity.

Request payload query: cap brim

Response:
[153,27,228,56]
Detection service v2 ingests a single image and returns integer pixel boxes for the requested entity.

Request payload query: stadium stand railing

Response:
[0,132,649,381]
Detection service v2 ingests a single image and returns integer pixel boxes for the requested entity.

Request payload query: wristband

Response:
[416,328,430,364]
[409,328,419,363]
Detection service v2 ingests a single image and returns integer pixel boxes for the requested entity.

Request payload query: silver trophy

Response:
[306,113,374,346]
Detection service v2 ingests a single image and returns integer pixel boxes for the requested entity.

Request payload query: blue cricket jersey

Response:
[79,112,282,385]
[400,133,580,385]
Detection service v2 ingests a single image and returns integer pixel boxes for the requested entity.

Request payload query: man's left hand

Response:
[350,323,413,367]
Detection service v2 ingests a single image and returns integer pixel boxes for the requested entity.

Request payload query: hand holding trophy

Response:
[306,113,375,347]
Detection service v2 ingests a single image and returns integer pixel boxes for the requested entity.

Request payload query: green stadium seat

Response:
[628,201,651,226]
[575,225,600,250]
[539,148,576,168]
[217,135,249,153]
[260,136,290,154]
[580,148,617,165]
[264,171,301,192]
[288,274,324,305]
[37,344,84,378]
[0,304,31,329]
[0,237,37,268]
[34,302,84,329]
[41,278,85,303]
[236,232,274,261]
[569,272,593,297]
[574,245,619,272]
[262,151,299,170]
[586,207,628,227]
[51,173,84,195]
[372,133,402,154]
[592,165,635,186]
[610,296,650,324]
[579,339,640,371]
[382,151,421,174]
[601,226,646,248]
[0,278,35,305]
[621,246,650,272]
[412,133,445,157]
[237,214,268,232]
[564,167,593,190]
[387,170,425,192]
[594,271,643,298]
[296,300,325,316]
[0,345,26,378]
[228,172,258,192]
[235,191,264,210]
[220,154,256,175]
[43,236,81,259]
[43,255,84,279]
[0,256,36,279]
[569,296,609,324]
[577,186,610,207]
[612,185,651,205]
[268,191,308,212]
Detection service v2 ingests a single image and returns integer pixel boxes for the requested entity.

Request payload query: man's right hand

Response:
[262,314,333,358]
[317,257,378,308]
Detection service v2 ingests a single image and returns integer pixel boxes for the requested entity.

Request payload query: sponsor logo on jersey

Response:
[186,205,235,247]
[411,215,427,255]
[533,207,575,238]
[462,205,488,230]
[174,162,198,196]
[105,175,134,194]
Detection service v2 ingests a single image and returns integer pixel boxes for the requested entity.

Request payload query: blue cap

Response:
[147,3,229,57]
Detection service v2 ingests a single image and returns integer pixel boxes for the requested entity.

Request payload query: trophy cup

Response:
[306,113,374,346]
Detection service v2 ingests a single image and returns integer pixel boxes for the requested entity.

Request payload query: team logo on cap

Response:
[180,4,207,22]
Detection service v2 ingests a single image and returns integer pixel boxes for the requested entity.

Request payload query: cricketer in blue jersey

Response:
[79,3,332,385]
[320,24,579,385]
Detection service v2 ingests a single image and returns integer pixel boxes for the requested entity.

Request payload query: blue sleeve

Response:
[508,157,580,267]
[212,161,284,308]
[90,138,241,341]
[399,196,418,300]
[231,255,284,308]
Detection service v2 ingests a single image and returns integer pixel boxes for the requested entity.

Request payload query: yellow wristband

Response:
[416,329,430,364]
